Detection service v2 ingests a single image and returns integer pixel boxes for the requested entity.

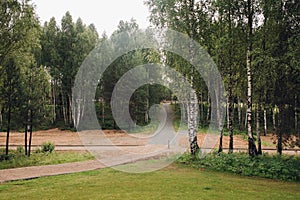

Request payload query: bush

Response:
[41,142,55,153]
[177,152,300,182]
[35,147,42,154]
[16,146,25,155]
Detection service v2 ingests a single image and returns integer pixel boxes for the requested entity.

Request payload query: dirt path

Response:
[0,160,104,183]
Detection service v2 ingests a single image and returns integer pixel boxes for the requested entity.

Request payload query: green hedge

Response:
[177,152,300,182]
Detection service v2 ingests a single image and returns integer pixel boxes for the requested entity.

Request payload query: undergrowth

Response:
[177,152,300,182]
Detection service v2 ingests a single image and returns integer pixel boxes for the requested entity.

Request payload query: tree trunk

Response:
[102,99,105,125]
[28,110,33,157]
[264,108,267,136]
[246,0,257,156]
[25,125,28,155]
[5,102,11,156]
[257,104,262,155]
[277,106,283,155]
[52,80,56,124]
[218,130,223,153]
[62,93,68,125]
[228,10,234,152]
[228,62,234,153]
[228,97,234,154]
[200,91,204,122]
[145,93,149,123]
[187,0,199,156]
[273,107,276,131]
[244,104,248,130]
[188,91,199,155]
[295,95,298,136]
[68,94,74,127]
[206,93,210,123]
[227,97,230,130]
[238,97,241,129]
[24,108,29,156]
[0,107,3,130]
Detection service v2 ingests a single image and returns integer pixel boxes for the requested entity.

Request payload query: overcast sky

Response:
[32,0,151,36]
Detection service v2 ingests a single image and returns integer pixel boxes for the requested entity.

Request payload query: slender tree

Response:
[246,0,258,156]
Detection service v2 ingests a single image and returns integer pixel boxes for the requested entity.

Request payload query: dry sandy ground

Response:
[0,128,295,150]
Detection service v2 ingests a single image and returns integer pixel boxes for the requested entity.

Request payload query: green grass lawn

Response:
[0,150,94,170]
[0,162,299,200]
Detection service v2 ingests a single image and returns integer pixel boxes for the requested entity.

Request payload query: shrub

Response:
[41,142,55,153]
[177,152,300,182]
[35,147,42,154]
[16,146,25,155]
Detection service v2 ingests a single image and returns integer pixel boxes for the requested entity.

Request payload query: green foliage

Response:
[177,152,300,182]
[41,142,55,153]
[16,146,25,155]
[0,149,94,170]
[1,164,300,199]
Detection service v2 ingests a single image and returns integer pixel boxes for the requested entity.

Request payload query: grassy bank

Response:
[0,149,94,170]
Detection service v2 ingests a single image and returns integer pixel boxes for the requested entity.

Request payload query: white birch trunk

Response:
[188,90,199,155]
[62,93,67,125]
[238,98,241,129]
[200,92,204,122]
[206,93,210,122]
[273,107,276,131]
[245,105,248,130]
[187,0,199,155]
[264,109,267,136]
[227,97,230,129]
[246,0,257,156]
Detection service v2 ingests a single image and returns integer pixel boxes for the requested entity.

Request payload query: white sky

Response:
[32,0,151,36]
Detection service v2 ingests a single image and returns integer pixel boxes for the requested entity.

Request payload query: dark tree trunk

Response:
[228,92,234,154]
[28,126,33,157]
[295,95,298,137]
[24,124,28,156]
[0,107,3,130]
[277,129,282,155]
[5,103,11,156]
[257,103,262,155]
[218,130,223,153]
[228,75,234,154]
[190,136,199,156]
[277,105,285,155]
[273,107,276,131]
[28,111,33,157]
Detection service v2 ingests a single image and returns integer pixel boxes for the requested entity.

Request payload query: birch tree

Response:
[146,0,208,155]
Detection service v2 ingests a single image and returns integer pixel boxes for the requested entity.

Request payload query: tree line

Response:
[146,0,299,155]
[0,1,169,156]
[0,0,99,156]
[0,0,299,157]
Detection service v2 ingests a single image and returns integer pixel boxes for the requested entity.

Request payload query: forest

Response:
[0,0,299,158]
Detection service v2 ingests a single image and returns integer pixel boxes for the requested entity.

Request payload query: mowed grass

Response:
[0,163,299,200]
[0,150,94,170]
